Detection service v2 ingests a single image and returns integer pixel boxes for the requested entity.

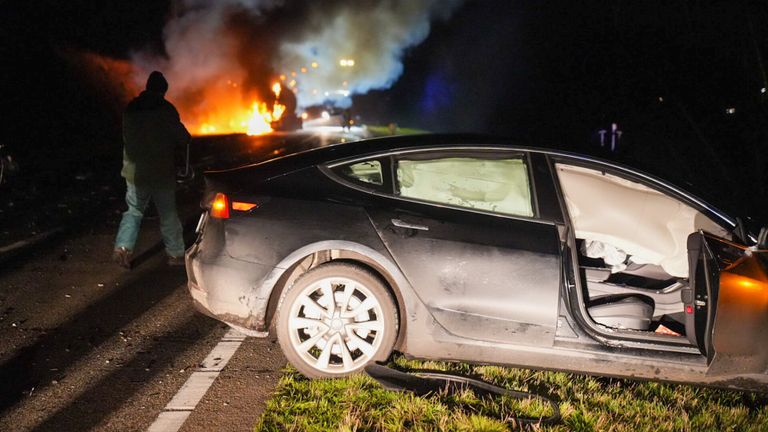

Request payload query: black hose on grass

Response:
[365,363,561,426]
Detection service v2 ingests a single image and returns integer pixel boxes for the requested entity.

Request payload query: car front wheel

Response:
[275,262,398,378]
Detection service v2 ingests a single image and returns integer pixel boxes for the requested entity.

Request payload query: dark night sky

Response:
[2,0,767,222]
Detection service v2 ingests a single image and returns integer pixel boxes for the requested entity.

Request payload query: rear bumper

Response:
[185,241,275,336]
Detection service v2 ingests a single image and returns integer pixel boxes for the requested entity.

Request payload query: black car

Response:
[185,134,768,391]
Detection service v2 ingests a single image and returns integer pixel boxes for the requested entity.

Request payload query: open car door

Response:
[685,231,768,377]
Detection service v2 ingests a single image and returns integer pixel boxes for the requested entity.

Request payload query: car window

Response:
[396,157,534,217]
[335,160,383,186]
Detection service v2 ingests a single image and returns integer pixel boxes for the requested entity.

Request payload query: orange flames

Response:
[198,82,287,136]
[77,53,291,137]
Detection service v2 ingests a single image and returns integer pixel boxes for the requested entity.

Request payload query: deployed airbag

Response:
[557,164,728,278]
[398,158,534,217]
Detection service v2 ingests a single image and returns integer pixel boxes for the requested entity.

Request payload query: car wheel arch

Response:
[261,240,409,351]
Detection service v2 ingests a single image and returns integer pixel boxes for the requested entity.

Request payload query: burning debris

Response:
[96,0,464,136]
[197,82,291,135]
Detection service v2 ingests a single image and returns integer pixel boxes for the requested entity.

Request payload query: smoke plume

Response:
[131,0,464,133]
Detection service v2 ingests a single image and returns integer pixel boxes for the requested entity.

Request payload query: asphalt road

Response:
[0,189,286,431]
[0,131,363,431]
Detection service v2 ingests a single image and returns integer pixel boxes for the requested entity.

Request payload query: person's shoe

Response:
[167,255,185,267]
[112,247,132,269]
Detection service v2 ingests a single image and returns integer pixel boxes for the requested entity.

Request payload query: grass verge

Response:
[255,356,767,431]
[366,125,430,137]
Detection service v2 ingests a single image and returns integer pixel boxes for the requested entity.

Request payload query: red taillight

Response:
[210,193,230,219]
[232,201,258,211]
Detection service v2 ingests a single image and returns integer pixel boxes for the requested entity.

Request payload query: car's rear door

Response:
[685,232,768,376]
[366,149,563,348]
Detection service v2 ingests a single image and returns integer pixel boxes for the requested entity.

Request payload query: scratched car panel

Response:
[185,134,768,391]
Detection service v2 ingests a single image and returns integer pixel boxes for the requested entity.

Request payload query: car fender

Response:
[250,240,421,348]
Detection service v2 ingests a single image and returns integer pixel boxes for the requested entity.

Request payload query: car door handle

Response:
[391,218,429,231]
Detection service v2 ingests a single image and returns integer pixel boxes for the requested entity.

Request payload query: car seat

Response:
[587,295,654,330]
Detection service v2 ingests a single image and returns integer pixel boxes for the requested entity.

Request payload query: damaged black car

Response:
[185,134,768,392]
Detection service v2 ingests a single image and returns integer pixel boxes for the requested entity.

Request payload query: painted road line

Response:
[146,411,190,432]
[147,328,246,432]
[0,227,65,264]
[164,373,218,410]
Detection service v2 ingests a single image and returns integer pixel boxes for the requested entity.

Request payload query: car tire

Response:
[275,262,398,378]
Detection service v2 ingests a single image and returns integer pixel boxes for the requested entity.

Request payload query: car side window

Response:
[335,160,383,186]
[396,156,534,217]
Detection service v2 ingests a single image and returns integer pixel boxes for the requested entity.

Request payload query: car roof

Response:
[206,133,736,228]
[206,133,541,172]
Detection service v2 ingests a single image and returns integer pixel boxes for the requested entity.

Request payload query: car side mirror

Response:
[758,226,768,249]
[735,217,748,245]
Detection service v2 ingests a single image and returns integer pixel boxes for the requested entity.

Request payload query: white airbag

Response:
[398,158,534,217]
[557,164,728,278]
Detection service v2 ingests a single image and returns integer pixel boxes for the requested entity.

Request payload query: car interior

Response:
[556,163,731,338]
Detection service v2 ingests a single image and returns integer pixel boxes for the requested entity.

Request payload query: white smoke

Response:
[132,1,280,107]
[275,0,464,108]
[133,0,464,123]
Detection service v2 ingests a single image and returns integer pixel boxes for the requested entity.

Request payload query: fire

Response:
[247,101,285,135]
[193,82,287,136]
[84,52,290,137]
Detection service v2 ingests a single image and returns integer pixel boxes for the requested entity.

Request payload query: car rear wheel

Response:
[275,262,398,378]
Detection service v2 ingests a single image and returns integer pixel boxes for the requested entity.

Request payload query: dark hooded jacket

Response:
[121,90,190,188]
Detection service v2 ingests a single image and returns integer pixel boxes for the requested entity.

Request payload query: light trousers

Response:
[114,181,185,257]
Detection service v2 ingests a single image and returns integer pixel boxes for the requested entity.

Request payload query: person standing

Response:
[113,71,190,269]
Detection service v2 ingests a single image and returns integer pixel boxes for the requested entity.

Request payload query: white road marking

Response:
[146,411,190,432]
[147,329,247,432]
[164,373,218,410]
[0,228,64,255]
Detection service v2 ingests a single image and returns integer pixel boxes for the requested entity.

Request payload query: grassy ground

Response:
[255,356,767,432]
[365,125,430,137]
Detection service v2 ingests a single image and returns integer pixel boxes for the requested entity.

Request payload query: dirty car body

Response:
[185,134,768,391]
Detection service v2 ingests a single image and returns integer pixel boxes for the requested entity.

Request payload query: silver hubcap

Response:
[287,276,385,374]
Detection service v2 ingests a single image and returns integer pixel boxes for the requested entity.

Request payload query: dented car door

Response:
[368,150,562,347]
[686,232,768,376]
